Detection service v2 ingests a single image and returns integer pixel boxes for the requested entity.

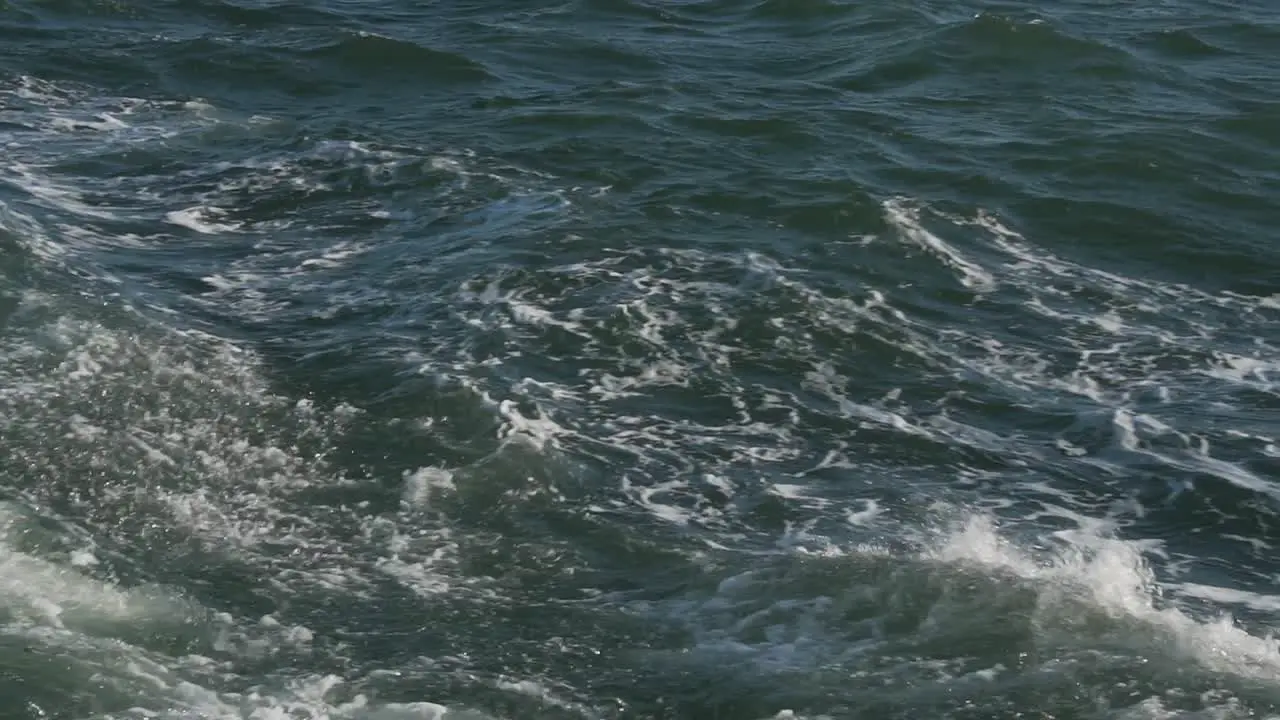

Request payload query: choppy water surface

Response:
[1,0,1278,718]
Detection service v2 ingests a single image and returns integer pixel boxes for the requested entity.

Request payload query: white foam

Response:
[1110,409,1280,501]
[5,162,122,221]
[165,206,241,234]
[1205,352,1276,392]
[844,499,881,526]
[403,467,456,508]
[883,197,996,292]
[92,671,485,720]
[1172,582,1280,614]
[492,677,593,715]
[623,475,697,526]
[49,112,129,131]
[1108,695,1260,720]
[497,398,568,450]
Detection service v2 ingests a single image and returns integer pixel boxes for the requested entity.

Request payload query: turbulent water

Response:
[1,0,1278,717]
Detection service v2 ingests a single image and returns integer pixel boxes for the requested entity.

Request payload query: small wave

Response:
[928,515,1280,684]
[617,512,1280,717]
[939,13,1134,68]
[169,0,349,32]
[749,0,856,23]
[826,12,1136,94]
[1134,27,1228,60]
[7,0,143,21]
[305,32,494,84]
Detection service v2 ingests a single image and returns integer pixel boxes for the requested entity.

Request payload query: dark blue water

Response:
[1,1,1278,718]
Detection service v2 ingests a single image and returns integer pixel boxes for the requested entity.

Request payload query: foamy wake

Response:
[0,290,501,717]
[4,69,1279,717]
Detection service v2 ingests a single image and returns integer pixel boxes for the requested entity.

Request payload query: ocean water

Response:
[0,0,1278,717]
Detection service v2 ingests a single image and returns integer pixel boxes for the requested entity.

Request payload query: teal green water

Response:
[1,1,1278,718]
